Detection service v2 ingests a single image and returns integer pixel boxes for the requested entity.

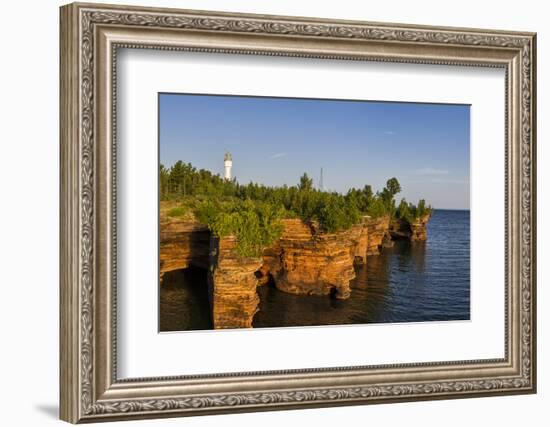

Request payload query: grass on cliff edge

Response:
[164,198,198,221]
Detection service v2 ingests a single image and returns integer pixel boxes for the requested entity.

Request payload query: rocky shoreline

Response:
[160,212,431,329]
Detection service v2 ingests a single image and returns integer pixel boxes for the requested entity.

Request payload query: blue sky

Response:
[159,93,470,210]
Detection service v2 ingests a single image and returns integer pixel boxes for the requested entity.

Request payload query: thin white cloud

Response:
[414,167,449,175]
[384,131,396,135]
[270,152,287,159]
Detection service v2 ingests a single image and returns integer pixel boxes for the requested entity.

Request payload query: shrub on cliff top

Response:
[397,198,433,223]
[166,206,190,218]
[316,193,361,233]
[272,188,361,233]
[195,199,284,258]
[365,196,388,219]
[165,197,202,220]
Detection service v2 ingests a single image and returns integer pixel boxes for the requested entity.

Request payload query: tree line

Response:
[161,161,432,256]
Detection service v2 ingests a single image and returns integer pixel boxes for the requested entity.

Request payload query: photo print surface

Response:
[158,93,470,332]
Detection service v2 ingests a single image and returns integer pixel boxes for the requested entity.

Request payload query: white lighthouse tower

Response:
[224,151,233,180]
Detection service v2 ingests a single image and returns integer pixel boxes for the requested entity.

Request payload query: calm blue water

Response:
[160,209,470,331]
[253,209,470,327]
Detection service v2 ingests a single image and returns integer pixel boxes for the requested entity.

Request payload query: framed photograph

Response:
[60,2,537,423]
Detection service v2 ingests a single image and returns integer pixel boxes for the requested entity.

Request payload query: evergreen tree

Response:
[298,173,314,191]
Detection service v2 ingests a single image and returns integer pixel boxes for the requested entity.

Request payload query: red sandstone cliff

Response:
[410,213,431,241]
[354,221,370,265]
[159,216,210,284]
[390,213,431,241]
[160,206,431,329]
[364,215,391,255]
[257,219,368,300]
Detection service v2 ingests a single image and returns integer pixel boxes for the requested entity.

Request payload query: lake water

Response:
[160,209,470,331]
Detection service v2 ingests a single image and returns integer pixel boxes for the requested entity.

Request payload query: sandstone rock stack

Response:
[390,213,431,242]
[354,219,370,265]
[409,213,431,241]
[208,236,263,329]
[365,215,391,255]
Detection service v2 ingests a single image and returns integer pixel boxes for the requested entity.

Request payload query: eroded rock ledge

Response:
[159,216,210,284]
[259,219,366,300]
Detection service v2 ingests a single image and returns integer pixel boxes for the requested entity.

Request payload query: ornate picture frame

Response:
[60,2,536,423]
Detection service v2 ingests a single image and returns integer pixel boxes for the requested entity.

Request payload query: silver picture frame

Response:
[60,2,536,422]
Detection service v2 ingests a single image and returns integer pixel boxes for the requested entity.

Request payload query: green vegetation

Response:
[161,161,431,256]
[196,199,285,258]
[397,198,433,223]
[166,206,191,219]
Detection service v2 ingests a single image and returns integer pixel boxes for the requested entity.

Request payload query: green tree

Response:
[385,177,401,197]
[417,199,427,217]
[363,185,373,206]
[161,160,432,240]
[366,196,387,218]
[298,173,313,191]
[397,198,411,222]
[196,199,284,257]
[318,194,361,232]
[169,160,186,196]
[159,164,170,200]
[397,198,432,224]
[379,177,402,217]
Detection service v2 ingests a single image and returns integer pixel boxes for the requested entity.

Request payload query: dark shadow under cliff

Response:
[159,267,212,332]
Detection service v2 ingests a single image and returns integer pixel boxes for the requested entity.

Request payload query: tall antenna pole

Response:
[319,167,324,191]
